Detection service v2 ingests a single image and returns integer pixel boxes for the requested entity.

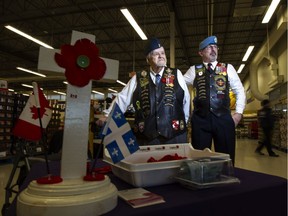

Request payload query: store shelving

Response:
[236,113,258,139]
[46,100,65,144]
[0,90,27,160]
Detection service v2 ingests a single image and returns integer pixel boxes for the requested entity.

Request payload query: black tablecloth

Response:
[5,160,287,216]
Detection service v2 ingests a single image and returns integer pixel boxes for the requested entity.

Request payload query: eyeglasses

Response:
[204,45,219,50]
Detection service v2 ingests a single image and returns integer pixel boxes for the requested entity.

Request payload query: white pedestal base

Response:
[17,176,118,216]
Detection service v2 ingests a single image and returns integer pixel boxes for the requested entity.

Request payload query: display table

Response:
[5,160,287,216]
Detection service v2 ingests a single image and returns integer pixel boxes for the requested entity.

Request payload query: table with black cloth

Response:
[5,160,287,216]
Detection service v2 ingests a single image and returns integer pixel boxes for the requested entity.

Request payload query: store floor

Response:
[0,138,287,215]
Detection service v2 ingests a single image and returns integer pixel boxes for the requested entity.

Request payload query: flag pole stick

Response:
[89,136,105,174]
[32,82,51,176]
[89,103,115,174]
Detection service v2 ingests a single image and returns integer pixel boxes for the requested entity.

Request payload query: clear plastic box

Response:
[103,144,230,187]
[174,158,240,189]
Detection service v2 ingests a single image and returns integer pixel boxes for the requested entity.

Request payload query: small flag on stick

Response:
[102,103,139,163]
[12,83,52,141]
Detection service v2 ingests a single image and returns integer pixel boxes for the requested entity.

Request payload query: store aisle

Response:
[0,138,287,215]
[235,138,287,178]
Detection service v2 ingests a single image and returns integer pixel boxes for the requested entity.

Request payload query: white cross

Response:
[38,30,119,179]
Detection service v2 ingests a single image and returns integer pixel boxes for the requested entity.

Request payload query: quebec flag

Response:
[102,103,139,164]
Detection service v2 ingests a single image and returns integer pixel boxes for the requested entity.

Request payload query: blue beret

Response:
[145,37,162,55]
[199,36,217,50]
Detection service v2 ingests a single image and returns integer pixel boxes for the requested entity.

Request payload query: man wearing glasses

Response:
[184,36,246,165]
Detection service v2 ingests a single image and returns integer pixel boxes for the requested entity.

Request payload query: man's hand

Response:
[96,116,107,127]
[232,113,243,127]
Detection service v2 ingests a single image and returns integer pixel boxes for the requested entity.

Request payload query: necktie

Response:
[156,74,161,85]
[207,63,213,73]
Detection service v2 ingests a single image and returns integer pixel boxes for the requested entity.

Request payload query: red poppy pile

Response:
[55,38,106,87]
[147,153,187,162]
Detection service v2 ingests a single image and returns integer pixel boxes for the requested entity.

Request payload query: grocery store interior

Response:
[0,0,287,215]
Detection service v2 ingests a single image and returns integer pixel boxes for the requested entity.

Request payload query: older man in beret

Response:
[184,36,246,164]
[97,37,190,145]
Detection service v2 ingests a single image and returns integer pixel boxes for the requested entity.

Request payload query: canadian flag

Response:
[12,82,52,141]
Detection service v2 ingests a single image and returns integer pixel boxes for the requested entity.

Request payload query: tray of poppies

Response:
[104,143,230,187]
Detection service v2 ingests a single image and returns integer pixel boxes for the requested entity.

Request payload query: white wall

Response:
[244,26,287,113]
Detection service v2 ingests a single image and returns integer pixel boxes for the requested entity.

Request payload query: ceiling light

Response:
[21,84,33,89]
[116,80,126,86]
[5,25,54,49]
[17,67,46,77]
[237,64,245,73]
[120,8,147,40]
[53,90,66,95]
[8,89,14,92]
[21,84,44,90]
[92,90,104,95]
[242,46,255,61]
[108,88,118,93]
[262,0,281,24]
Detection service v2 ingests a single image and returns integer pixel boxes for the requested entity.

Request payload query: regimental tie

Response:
[156,74,161,85]
[207,63,213,74]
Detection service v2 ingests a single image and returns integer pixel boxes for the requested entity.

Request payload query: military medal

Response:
[172,120,179,130]
[161,67,174,87]
[216,63,227,76]
[138,122,145,133]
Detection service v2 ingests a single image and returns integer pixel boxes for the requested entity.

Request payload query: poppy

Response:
[55,38,106,87]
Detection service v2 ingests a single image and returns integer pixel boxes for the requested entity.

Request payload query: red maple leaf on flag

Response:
[30,105,48,120]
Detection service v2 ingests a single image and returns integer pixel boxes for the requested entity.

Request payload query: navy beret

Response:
[145,37,162,55]
[199,36,217,50]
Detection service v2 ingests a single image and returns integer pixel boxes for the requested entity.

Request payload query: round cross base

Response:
[17,176,118,216]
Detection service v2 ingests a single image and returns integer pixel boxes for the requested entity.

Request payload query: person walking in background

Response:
[255,99,279,157]
[184,36,246,164]
[97,37,190,145]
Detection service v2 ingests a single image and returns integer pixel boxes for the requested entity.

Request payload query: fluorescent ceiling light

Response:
[17,67,46,77]
[8,89,14,92]
[53,90,66,95]
[5,25,54,49]
[21,83,44,90]
[92,90,104,95]
[21,84,33,89]
[237,64,245,73]
[116,80,126,86]
[262,0,281,24]
[108,88,118,93]
[120,8,148,40]
[242,46,254,61]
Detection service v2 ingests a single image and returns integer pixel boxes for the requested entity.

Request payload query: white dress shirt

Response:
[104,67,191,123]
